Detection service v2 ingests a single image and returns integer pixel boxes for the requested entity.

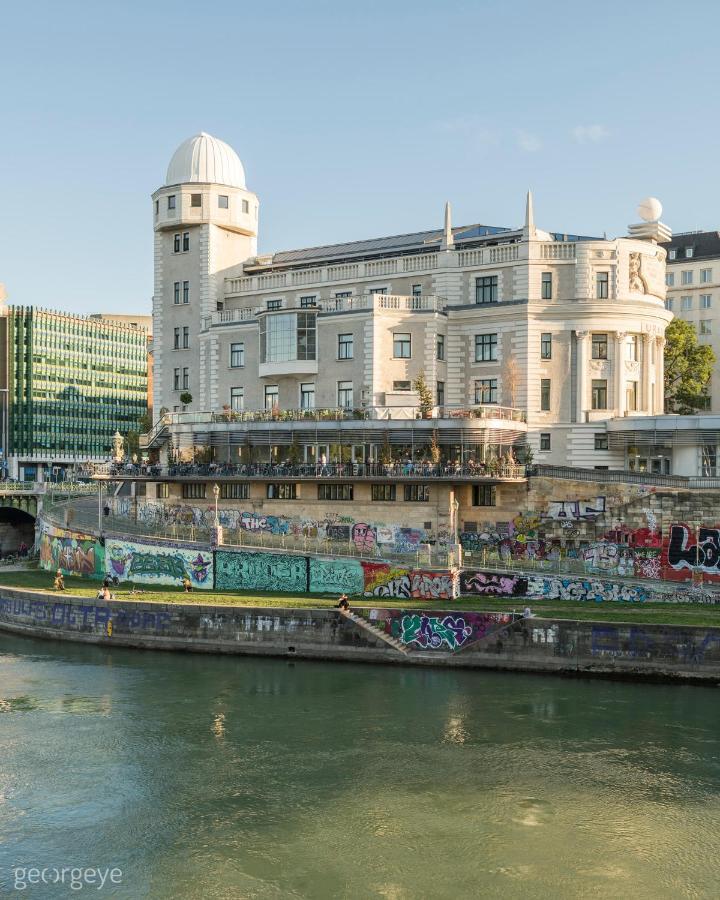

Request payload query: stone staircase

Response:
[340,609,409,654]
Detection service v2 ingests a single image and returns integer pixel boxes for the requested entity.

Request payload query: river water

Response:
[1,634,719,899]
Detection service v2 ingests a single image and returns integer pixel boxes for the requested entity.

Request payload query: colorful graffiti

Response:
[308,558,364,595]
[666,524,720,579]
[361,562,459,599]
[105,539,213,588]
[525,575,646,603]
[541,497,606,520]
[215,550,307,593]
[369,608,512,650]
[39,523,104,578]
[0,597,172,631]
[460,571,527,597]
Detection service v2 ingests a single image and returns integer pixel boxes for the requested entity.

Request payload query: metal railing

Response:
[532,464,720,489]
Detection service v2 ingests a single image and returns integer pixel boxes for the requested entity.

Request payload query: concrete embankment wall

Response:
[2,589,720,682]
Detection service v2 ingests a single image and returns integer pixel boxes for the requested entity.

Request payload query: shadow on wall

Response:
[0,506,35,555]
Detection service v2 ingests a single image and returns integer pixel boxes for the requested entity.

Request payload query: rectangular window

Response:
[157,483,170,499]
[541,272,552,300]
[596,272,609,299]
[701,268,712,283]
[173,233,181,253]
[230,342,245,367]
[182,232,190,252]
[437,380,445,407]
[404,485,430,502]
[230,387,244,411]
[218,195,229,209]
[191,193,202,207]
[681,296,692,311]
[592,379,608,410]
[174,282,180,304]
[665,299,674,311]
[337,380,353,408]
[338,333,353,359]
[472,485,496,507]
[368,286,388,295]
[540,332,552,359]
[155,199,159,215]
[299,296,317,308]
[372,485,397,501]
[700,320,712,335]
[592,333,608,359]
[182,483,206,499]
[626,381,638,411]
[182,367,189,389]
[266,299,282,311]
[681,270,693,285]
[540,433,551,451]
[182,326,189,349]
[220,483,249,499]
[266,483,297,500]
[318,484,353,501]
[173,327,180,350]
[474,333,498,362]
[437,334,445,360]
[686,247,694,258]
[393,380,411,391]
[182,281,189,303]
[300,383,315,409]
[412,283,422,297]
[701,294,712,309]
[474,378,498,404]
[264,384,279,410]
[242,199,249,214]
[594,433,609,450]
[666,272,675,286]
[475,275,498,304]
[540,378,551,411]
[167,195,176,210]
[173,368,180,390]
[627,335,638,361]
[393,333,411,358]
[668,249,676,260]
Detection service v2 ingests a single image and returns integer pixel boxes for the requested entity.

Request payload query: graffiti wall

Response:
[368,608,512,651]
[459,569,648,602]
[361,562,459,599]
[215,550,307,593]
[105,538,213,589]
[460,571,528,597]
[308,558,364,595]
[39,523,104,578]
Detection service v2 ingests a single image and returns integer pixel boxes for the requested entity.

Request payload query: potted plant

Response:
[179,391,192,407]
[413,371,434,419]
[379,433,393,471]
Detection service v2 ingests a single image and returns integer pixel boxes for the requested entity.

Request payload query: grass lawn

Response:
[1,568,720,627]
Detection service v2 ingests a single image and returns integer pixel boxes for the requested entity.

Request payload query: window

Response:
[627,335,638,361]
[182,281,189,303]
[591,333,608,359]
[173,327,180,350]
[368,286,388,295]
[167,195,176,210]
[475,275,498,304]
[266,483,297,500]
[157,483,170,499]
[230,342,245,367]
[681,296,692,311]
[474,378,497,404]
[242,199,249,214]
[182,483,206,499]
[173,233,181,253]
[475,333,498,362]
[596,272,609,299]
[437,380,445,407]
[668,249,677,260]
[594,433,609,451]
[701,268,712,283]
[318,484,353,501]
[541,272,552,300]
[300,296,317,308]
[173,368,180,390]
[220,483,249,499]
[681,270,693,285]
[337,381,353,408]
[218,195,229,209]
[393,380,411,391]
[665,299,675,311]
[437,334,445,360]
[155,200,159,215]
[191,193,202,207]
[182,367,189,389]
[182,232,189,252]
[174,282,180,304]
[264,384,279,410]
[541,333,552,359]
[701,294,712,309]
[338,333,353,359]
[372,485,396,501]
[182,326,189,349]
[300,383,315,409]
[701,320,712,335]
[412,284,422,297]
[404,485,430,502]
[540,379,551,411]
[626,381,638,411]
[592,379,607,410]
[260,312,316,362]
[230,387,244,411]
[266,299,282,311]
[686,247,694,258]
[472,485,496,506]
[666,273,675,286]
[540,433,551,451]
[393,333,411,358]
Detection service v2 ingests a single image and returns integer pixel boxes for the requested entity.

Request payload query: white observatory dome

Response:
[165,132,246,189]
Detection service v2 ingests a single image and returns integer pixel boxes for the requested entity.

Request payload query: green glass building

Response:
[3,307,149,480]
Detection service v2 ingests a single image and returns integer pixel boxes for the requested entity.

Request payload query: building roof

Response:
[165,132,246,189]
[662,230,720,261]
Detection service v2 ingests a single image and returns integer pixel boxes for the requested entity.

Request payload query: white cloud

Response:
[572,124,610,144]
[517,131,542,153]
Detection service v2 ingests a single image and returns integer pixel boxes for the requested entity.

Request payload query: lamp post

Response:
[213,483,220,527]
[695,519,703,585]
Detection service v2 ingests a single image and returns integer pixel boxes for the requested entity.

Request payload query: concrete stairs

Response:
[340,609,409,654]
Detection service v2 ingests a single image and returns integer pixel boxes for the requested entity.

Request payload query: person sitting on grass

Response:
[53,570,65,591]
[182,575,193,593]
[335,593,350,611]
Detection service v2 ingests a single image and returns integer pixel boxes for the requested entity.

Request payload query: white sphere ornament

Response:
[637,197,662,222]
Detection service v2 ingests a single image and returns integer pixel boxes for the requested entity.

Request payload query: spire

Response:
[441,201,454,250]
[523,190,536,239]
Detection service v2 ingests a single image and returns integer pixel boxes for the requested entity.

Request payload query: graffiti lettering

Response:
[400,614,472,650]
[460,571,526,597]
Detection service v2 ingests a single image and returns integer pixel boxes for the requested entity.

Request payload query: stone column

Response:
[615,331,627,417]
[642,333,652,413]
[655,336,666,413]
[576,330,589,423]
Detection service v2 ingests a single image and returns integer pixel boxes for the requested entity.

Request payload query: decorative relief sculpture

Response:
[629,252,648,293]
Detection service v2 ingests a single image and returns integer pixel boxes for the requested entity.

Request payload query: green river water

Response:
[0,633,719,899]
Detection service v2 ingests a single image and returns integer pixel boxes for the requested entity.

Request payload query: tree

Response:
[413,371,434,418]
[179,391,193,407]
[664,320,715,413]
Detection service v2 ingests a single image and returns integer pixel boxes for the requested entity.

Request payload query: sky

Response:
[1,0,719,315]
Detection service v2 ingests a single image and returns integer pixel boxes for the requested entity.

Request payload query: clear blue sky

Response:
[1,0,718,315]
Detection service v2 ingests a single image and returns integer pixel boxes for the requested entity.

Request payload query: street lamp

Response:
[213,483,220,527]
